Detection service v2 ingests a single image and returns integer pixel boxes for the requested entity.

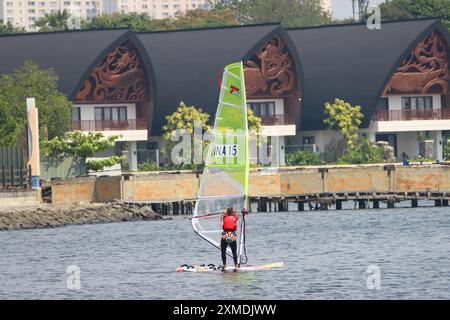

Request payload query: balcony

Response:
[259,114,296,136]
[260,114,296,126]
[373,109,450,121]
[73,119,148,131]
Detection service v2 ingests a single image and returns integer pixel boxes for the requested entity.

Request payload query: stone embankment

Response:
[0,202,169,231]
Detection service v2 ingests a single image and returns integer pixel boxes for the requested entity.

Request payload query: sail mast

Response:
[238,61,249,266]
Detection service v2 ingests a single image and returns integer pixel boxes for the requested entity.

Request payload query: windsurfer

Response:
[221,207,248,271]
[221,207,239,271]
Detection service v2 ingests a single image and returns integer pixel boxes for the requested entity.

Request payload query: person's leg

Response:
[221,239,227,269]
[230,240,238,267]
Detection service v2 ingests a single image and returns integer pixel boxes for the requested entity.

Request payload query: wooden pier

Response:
[118,190,450,216]
[47,163,450,214]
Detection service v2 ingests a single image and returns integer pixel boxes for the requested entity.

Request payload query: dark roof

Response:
[136,23,279,135]
[0,28,129,97]
[0,19,448,134]
[287,18,449,130]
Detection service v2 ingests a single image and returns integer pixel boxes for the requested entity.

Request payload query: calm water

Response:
[1,206,450,299]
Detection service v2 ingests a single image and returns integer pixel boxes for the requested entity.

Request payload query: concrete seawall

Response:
[49,164,450,204]
[0,189,41,207]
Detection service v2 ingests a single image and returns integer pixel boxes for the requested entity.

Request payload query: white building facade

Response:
[0,0,102,30]
[103,0,210,19]
[321,0,332,14]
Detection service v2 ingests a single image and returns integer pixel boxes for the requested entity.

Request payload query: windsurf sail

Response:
[191,61,249,264]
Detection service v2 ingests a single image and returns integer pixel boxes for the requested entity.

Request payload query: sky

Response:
[332,0,387,20]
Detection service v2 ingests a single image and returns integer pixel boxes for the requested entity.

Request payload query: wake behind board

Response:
[176,262,283,273]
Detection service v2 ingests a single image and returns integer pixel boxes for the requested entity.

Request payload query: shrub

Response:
[444,140,450,161]
[86,156,127,172]
[338,138,384,164]
[286,149,323,166]
[138,160,159,171]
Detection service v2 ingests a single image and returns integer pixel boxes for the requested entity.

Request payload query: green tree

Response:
[0,20,26,35]
[41,131,126,172]
[247,107,262,134]
[35,10,72,31]
[338,138,385,164]
[162,101,212,169]
[82,12,154,31]
[324,98,363,149]
[214,0,332,28]
[163,101,212,141]
[379,0,450,29]
[0,60,72,147]
[82,9,238,32]
[351,0,370,22]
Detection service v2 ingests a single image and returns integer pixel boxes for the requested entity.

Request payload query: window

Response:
[247,101,275,117]
[376,97,389,111]
[402,96,433,110]
[72,107,81,124]
[94,106,128,129]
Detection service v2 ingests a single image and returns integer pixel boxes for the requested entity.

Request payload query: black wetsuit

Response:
[221,234,238,266]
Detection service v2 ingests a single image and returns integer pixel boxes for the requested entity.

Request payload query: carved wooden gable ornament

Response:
[76,41,149,102]
[384,31,449,95]
[244,35,297,97]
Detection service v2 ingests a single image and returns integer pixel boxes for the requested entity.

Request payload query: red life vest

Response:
[222,214,238,231]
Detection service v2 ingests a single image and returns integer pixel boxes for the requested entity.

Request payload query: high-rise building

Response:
[0,1,103,31]
[0,2,4,23]
[103,0,210,19]
[321,0,332,14]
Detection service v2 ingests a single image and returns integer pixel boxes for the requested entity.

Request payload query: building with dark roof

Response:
[1,18,449,168]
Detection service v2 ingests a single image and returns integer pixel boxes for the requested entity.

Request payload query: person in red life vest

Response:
[220,207,248,271]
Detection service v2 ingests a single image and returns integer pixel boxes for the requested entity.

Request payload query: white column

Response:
[271,136,281,167]
[128,141,138,171]
[280,136,286,165]
[434,130,443,162]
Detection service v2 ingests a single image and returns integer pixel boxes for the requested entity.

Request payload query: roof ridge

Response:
[135,22,280,35]
[0,27,130,39]
[0,22,280,39]
[285,17,440,31]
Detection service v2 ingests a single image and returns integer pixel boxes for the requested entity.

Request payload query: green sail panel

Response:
[191,62,249,260]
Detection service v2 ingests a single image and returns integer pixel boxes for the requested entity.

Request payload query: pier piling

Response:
[372,200,380,209]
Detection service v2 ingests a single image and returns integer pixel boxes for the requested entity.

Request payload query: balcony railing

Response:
[373,109,450,121]
[73,119,148,131]
[260,114,296,126]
